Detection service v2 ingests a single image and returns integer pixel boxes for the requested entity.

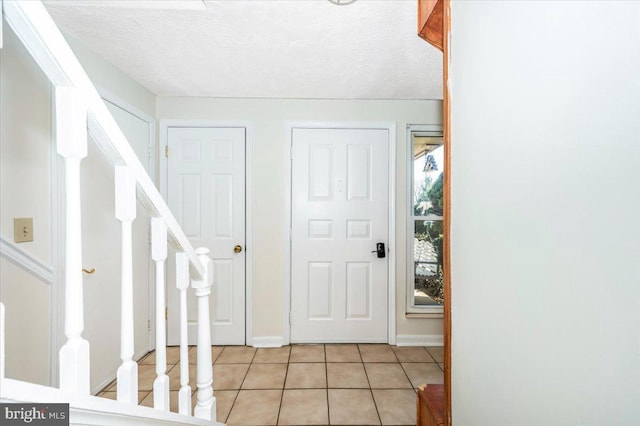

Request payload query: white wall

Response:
[450,2,640,424]
[157,97,443,341]
[65,34,155,118]
[0,21,54,386]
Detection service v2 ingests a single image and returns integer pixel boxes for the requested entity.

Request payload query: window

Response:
[407,126,444,313]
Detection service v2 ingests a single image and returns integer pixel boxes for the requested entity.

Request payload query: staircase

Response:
[0,1,222,424]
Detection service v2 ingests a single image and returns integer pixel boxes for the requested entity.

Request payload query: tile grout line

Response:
[223,346,256,424]
[357,344,383,426]
[102,344,431,424]
[375,344,402,425]
[424,346,438,363]
[215,347,237,424]
[401,346,445,390]
[396,349,419,391]
[275,344,294,425]
[324,344,330,426]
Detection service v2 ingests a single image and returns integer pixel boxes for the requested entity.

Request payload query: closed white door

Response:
[105,101,152,174]
[290,128,389,343]
[167,127,245,345]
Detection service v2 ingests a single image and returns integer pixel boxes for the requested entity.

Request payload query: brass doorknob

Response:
[233,245,243,253]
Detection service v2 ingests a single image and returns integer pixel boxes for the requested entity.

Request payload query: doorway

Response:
[164,124,250,345]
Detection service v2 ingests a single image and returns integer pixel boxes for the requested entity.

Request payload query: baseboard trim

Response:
[0,235,53,284]
[252,336,284,348]
[290,337,388,344]
[396,334,443,347]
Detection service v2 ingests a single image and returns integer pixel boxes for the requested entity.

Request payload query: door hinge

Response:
[289,312,292,325]
[165,146,169,157]
[147,319,151,331]
[165,308,168,320]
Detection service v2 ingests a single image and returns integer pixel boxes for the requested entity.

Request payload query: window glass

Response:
[411,135,444,309]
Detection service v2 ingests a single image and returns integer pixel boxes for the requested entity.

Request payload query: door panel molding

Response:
[283,121,396,345]
[159,120,253,345]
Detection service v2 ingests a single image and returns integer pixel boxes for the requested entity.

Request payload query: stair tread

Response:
[417,384,445,426]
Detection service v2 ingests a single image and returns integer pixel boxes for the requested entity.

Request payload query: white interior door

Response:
[105,101,152,175]
[167,127,245,345]
[290,128,389,343]
[104,100,154,351]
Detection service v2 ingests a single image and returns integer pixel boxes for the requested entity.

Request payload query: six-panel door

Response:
[290,128,389,342]
[167,127,246,345]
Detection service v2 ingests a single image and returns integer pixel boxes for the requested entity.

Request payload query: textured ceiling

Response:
[44,0,443,100]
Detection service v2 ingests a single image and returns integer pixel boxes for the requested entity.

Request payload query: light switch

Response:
[14,218,34,243]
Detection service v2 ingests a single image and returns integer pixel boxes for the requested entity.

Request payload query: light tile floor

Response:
[98,344,444,425]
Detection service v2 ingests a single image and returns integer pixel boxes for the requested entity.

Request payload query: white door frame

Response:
[98,88,157,184]
[283,121,396,346]
[406,124,444,315]
[159,119,254,346]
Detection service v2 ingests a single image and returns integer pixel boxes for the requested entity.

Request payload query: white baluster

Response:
[1,303,5,380]
[56,87,90,396]
[192,247,216,420]
[176,252,192,415]
[151,218,169,411]
[115,166,138,404]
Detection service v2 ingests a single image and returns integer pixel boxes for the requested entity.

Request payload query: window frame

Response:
[406,124,444,314]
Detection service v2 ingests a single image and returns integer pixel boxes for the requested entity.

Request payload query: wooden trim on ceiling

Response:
[418,0,444,52]
[442,0,452,424]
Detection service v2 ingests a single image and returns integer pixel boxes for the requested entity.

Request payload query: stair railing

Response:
[2,0,217,423]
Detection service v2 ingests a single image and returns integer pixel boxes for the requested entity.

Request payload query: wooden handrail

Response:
[418,0,444,52]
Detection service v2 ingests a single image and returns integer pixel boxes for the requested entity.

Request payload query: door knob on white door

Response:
[233,245,243,253]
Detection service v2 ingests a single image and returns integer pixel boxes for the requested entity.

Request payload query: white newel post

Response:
[176,252,192,415]
[115,166,138,404]
[151,218,169,411]
[56,87,90,396]
[192,248,216,420]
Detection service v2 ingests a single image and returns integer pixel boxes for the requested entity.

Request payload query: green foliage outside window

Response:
[414,170,444,305]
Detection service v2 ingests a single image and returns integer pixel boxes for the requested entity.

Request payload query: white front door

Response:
[166,127,246,345]
[290,128,389,343]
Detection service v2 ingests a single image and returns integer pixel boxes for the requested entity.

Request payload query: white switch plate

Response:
[14,218,34,243]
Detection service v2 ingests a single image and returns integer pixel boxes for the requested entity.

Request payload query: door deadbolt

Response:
[371,242,386,258]
[234,245,243,253]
